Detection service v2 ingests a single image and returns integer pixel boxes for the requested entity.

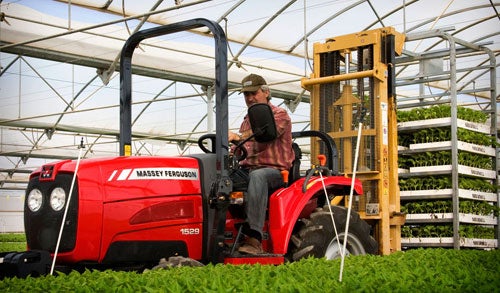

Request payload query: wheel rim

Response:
[324,232,366,260]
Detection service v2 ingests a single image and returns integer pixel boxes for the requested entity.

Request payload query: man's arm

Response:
[273,108,291,136]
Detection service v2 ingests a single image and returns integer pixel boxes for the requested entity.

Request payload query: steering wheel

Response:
[232,142,248,162]
[198,133,216,153]
[197,133,248,162]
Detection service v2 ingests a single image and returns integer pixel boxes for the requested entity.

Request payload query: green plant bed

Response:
[0,242,26,253]
[1,249,499,292]
[400,150,493,170]
[402,224,454,238]
[398,127,495,147]
[398,175,452,191]
[0,234,26,253]
[459,225,496,239]
[402,200,453,214]
[397,105,489,123]
[0,233,26,243]
[402,224,495,239]
[402,199,499,216]
[398,176,496,193]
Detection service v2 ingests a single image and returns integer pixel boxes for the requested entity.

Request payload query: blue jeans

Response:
[246,168,284,237]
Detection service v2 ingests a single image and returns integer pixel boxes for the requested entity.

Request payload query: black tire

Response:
[288,205,378,261]
[150,256,204,270]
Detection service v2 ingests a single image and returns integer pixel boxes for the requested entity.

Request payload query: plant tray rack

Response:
[400,189,498,202]
[405,213,497,225]
[407,141,495,156]
[408,165,496,179]
[401,237,497,248]
[398,118,491,134]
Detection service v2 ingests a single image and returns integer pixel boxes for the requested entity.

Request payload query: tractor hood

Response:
[30,156,203,203]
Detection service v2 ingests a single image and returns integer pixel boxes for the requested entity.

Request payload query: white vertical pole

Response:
[339,121,362,282]
[50,139,84,275]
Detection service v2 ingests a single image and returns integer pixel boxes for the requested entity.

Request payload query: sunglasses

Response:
[243,90,259,97]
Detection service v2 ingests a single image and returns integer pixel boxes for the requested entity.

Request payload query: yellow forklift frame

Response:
[302,27,405,254]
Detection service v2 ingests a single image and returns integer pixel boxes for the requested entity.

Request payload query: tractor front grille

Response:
[24,173,79,253]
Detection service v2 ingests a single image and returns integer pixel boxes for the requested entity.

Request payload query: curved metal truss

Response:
[0,0,498,191]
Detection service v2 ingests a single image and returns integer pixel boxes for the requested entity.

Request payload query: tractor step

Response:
[224,254,284,265]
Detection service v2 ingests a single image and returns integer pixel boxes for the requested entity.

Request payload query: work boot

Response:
[238,237,263,255]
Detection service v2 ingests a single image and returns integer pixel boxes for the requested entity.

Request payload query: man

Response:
[228,74,295,254]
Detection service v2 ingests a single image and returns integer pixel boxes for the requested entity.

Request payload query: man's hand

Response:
[228,131,241,142]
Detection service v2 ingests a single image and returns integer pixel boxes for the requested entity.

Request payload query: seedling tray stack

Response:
[397,105,498,249]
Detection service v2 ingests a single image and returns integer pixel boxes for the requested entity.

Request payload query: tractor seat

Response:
[230,142,302,192]
[288,142,302,185]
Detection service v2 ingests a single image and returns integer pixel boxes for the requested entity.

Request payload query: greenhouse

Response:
[0,0,498,279]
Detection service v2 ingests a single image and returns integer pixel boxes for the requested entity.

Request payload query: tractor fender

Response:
[268,175,363,255]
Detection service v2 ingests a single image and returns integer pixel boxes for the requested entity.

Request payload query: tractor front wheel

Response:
[288,205,378,261]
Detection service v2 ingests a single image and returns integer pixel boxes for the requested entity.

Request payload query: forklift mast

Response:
[301,27,406,254]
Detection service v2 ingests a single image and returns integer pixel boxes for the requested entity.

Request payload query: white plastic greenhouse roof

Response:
[2,1,499,93]
[0,0,499,191]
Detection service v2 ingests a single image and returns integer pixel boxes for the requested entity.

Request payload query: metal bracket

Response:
[96,68,112,85]
[284,89,305,113]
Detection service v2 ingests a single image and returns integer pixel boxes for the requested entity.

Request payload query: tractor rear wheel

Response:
[288,205,378,261]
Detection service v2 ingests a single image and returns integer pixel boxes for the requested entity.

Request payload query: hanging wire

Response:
[489,0,500,21]
[414,0,455,51]
[223,18,243,69]
[122,0,132,36]
[367,0,385,27]
[472,81,489,111]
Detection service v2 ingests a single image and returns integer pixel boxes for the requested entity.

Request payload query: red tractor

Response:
[10,19,377,276]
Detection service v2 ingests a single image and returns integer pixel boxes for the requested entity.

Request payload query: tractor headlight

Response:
[27,189,43,212]
[50,187,66,211]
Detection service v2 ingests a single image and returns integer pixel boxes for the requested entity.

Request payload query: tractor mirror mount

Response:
[248,103,277,143]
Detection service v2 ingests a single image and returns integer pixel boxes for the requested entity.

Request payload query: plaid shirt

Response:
[239,103,294,171]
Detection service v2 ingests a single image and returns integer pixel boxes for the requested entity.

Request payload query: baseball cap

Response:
[241,74,267,92]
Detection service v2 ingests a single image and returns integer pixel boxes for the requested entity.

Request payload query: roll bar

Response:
[292,130,339,175]
[119,18,229,176]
